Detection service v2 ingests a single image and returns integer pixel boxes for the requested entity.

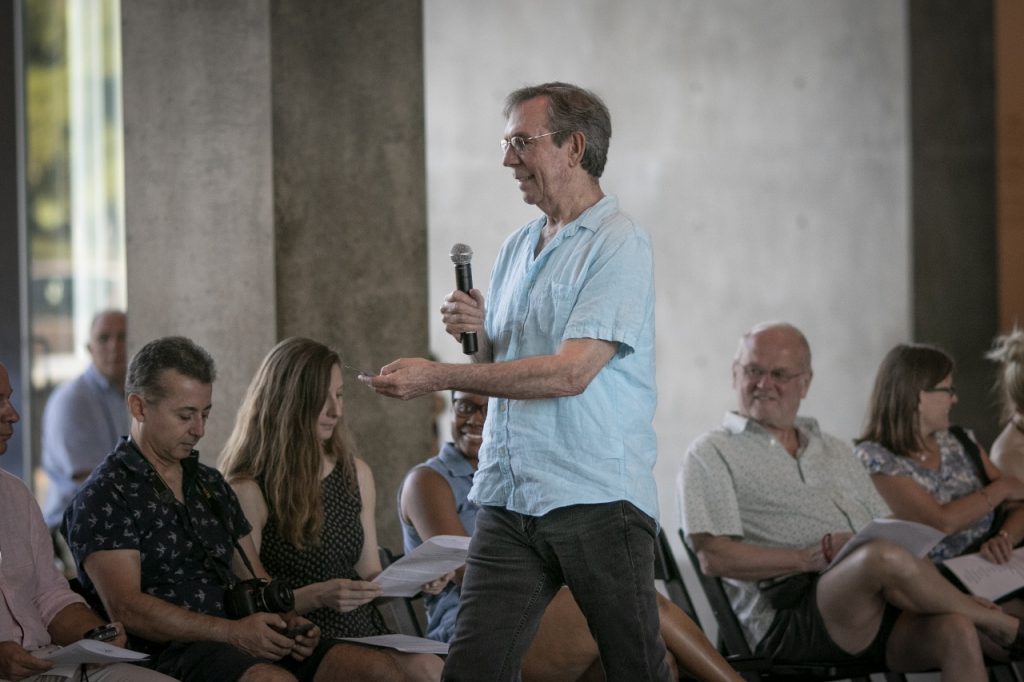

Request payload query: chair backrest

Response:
[653,528,701,624]
[377,546,426,637]
[677,528,755,658]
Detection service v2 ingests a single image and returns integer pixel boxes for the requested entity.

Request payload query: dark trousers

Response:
[441,501,671,682]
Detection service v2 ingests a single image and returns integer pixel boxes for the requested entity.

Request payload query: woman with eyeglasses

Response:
[988,329,1024,480]
[220,337,447,681]
[854,343,1024,565]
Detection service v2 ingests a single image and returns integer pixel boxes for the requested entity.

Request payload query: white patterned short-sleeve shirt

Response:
[678,413,890,647]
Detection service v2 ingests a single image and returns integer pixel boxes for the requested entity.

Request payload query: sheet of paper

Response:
[826,518,945,570]
[373,534,470,597]
[36,639,149,666]
[341,633,449,655]
[943,547,1024,601]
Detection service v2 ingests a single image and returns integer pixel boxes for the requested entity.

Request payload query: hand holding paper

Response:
[944,547,1024,601]
[374,535,470,597]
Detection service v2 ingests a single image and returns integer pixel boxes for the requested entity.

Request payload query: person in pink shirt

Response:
[0,362,173,682]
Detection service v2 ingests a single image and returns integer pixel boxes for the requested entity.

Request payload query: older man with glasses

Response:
[363,82,669,681]
[679,321,1024,679]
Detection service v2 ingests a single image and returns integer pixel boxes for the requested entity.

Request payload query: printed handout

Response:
[826,518,945,570]
[374,534,471,597]
[943,547,1024,601]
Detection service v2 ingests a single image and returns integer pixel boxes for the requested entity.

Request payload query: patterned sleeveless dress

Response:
[258,466,388,637]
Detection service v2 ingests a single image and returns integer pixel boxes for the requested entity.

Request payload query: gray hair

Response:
[504,82,612,179]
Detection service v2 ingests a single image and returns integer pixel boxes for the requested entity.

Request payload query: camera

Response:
[225,578,294,619]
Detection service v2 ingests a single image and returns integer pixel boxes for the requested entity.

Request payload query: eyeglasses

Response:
[923,385,957,396]
[737,363,808,385]
[453,399,488,418]
[500,130,567,155]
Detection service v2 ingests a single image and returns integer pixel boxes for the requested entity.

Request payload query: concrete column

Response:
[910,0,998,444]
[271,0,430,548]
[121,0,428,549]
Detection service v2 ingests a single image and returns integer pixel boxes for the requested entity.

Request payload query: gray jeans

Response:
[442,502,671,682]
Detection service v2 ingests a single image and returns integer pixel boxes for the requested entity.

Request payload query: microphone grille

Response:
[450,243,473,265]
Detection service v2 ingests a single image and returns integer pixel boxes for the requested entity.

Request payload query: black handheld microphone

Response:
[450,243,478,355]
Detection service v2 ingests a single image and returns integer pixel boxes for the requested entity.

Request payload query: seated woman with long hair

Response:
[220,337,444,681]
[988,328,1024,478]
[854,343,1024,568]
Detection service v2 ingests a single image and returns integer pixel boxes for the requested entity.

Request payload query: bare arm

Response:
[227,478,269,577]
[870,457,1024,536]
[690,533,825,581]
[84,549,293,659]
[46,602,120,647]
[400,466,470,584]
[363,337,619,401]
[353,457,383,580]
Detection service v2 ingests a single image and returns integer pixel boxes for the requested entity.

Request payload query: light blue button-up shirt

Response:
[470,195,658,520]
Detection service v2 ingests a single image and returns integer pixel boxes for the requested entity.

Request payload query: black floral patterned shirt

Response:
[62,437,252,618]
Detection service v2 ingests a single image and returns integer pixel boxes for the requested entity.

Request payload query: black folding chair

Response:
[376,546,426,637]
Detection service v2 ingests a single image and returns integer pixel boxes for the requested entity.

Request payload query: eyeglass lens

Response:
[454,400,487,417]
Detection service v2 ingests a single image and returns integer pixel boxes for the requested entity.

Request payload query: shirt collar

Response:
[120,436,202,485]
[438,441,477,478]
[531,194,619,243]
[721,411,823,439]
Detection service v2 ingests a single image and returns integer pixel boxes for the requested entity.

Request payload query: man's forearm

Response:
[106,591,233,644]
[443,354,593,399]
[694,536,823,581]
[47,603,106,646]
[448,337,617,399]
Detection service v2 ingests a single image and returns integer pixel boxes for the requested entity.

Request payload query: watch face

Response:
[85,624,118,642]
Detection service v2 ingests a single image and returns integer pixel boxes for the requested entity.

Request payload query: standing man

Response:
[364,82,668,680]
[0,362,174,682]
[42,309,129,530]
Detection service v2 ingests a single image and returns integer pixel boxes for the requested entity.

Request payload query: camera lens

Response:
[259,580,294,613]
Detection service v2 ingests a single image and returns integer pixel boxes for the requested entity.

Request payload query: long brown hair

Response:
[856,343,955,456]
[220,337,357,548]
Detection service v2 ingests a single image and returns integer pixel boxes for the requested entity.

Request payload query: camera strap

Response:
[131,439,261,590]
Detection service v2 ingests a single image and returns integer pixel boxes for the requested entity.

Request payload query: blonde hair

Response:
[987,327,1024,421]
[220,337,357,548]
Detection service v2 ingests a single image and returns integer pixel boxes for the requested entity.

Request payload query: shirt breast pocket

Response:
[529,282,577,339]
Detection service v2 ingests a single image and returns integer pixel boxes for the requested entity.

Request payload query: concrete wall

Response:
[425,0,911,566]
